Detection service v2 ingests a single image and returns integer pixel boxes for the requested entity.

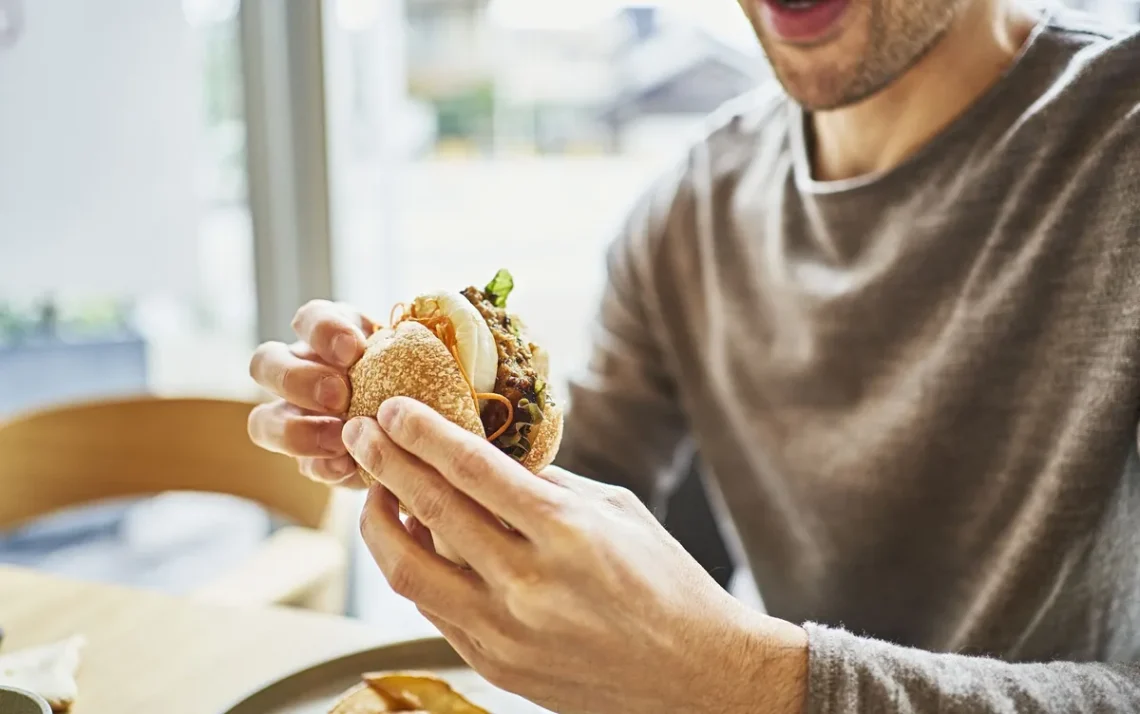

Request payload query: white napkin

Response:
[0,635,85,712]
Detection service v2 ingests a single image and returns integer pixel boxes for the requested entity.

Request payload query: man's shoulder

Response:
[1025,10,1140,179]
[1032,8,1140,112]
[622,82,791,241]
[635,82,793,218]
[699,81,794,144]
[680,81,796,178]
[1040,5,1138,46]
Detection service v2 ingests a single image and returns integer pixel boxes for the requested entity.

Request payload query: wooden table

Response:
[0,565,400,714]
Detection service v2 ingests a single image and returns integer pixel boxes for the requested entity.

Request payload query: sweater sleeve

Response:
[806,623,1140,713]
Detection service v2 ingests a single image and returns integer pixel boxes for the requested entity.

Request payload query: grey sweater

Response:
[556,8,1140,713]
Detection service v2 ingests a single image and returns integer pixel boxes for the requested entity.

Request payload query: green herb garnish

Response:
[484,269,515,308]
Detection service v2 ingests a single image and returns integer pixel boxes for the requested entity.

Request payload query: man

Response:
[247,0,1140,711]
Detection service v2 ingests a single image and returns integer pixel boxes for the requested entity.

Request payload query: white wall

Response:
[0,0,201,301]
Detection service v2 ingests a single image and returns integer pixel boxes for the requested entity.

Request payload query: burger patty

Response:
[461,286,548,458]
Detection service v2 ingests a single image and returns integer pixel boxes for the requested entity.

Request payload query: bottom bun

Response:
[518,402,563,474]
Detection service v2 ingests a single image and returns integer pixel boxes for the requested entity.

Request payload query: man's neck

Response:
[810,0,1040,182]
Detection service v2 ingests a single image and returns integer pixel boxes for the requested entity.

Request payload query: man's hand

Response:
[346,397,809,714]
[247,300,377,486]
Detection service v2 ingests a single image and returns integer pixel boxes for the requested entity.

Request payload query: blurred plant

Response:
[0,296,138,345]
[422,81,498,151]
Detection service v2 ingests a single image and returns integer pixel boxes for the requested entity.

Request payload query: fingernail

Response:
[376,398,402,430]
[317,376,348,411]
[342,418,366,451]
[327,455,359,480]
[319,421,348,454]
[332,334,359,367]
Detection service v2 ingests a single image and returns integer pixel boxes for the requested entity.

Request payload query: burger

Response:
[348,269,563,476]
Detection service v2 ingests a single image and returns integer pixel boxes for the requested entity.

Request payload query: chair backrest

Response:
[0,396,332,531]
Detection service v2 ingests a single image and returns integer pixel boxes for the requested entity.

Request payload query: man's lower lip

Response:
[760,0,851,43]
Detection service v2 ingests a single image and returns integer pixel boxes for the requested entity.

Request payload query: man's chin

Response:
[766,60,864,111]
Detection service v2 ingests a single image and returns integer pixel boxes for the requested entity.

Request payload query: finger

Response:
[416,609,518,696]
[248,401,348,457]
[291,300,374,369]
[418,608,485,667]
[347,417,527,577]
[299,455,363,486]
[534,466,602,495]
[376,397,568,538]
[249,342,350,413]
[360,485,488,616]
[405,516,436,553]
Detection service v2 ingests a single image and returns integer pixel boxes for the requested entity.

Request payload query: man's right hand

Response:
[247,300,378,487]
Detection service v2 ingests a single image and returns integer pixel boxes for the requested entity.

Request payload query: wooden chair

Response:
[0,396,353,615]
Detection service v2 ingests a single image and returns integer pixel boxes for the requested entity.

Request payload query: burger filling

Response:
[461,270,550,461]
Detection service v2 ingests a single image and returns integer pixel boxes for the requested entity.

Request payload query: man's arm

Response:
[807,624,1140,713]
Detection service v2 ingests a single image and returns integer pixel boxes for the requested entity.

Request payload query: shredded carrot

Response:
[478,393,515,442]
[388,302,406,330]
[390,302,514,443]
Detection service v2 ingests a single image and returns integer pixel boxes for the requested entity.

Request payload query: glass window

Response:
[0,0,266,594]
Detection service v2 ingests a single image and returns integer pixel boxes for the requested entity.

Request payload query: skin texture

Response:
[739,0,967,111]
[248,299,374,487]
[246,2,1041,710]
[347,398,808,714]
[738,0,1039,179]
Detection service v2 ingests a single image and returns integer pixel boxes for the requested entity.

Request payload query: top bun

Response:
[347,320,483,439]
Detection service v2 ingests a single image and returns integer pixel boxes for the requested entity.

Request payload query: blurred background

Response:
[1,0,1137,634]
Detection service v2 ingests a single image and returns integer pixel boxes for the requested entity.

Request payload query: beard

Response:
[749,0,968,111]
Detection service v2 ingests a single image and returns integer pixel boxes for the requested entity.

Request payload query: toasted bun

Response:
[519,342,562,473]
[347,321,483,438]
[519,401,563,473]
[348,304,564,477]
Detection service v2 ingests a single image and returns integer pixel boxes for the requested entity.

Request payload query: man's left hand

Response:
[345,397,808,714]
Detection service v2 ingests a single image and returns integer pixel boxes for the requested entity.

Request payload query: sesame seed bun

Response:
[347,321,484,438]
[347,314,563,476]
[517,402,562,473]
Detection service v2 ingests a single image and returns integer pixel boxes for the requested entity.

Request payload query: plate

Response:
[221,637,551,714]
[0,685,51,714]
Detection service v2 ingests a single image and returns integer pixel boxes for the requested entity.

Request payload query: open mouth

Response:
[761,0,850,43]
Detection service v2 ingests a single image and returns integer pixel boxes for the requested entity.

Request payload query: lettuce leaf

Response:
[484,269,514,308]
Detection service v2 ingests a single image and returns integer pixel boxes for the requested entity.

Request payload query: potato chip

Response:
[365,672,490,714]
[328,683,395,714]
[329,672,491,714]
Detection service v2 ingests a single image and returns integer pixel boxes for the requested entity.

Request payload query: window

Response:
[1069,0,1140,21]
[0,0,266,593]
